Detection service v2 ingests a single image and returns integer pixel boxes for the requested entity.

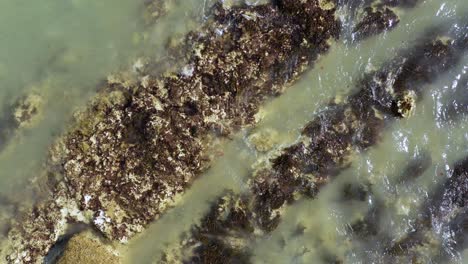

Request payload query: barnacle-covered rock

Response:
[393,90,416,118]
[53,0,339,241]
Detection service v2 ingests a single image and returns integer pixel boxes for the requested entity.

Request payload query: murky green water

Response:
[0,0,467,263]
[0,0,142,199]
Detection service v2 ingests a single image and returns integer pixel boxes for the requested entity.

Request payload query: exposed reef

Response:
[4,1,341,263]
[4,0,458,263]
[168,29,467,263]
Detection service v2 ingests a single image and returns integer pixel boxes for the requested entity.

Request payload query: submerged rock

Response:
[183,191,254,264]
[142,0,174,26]
[169,29,467,263]
[248,128,280,152]
[387,157,468,263]
[0,89,44,151]
[441,75,468,123]
[12,91,44,129]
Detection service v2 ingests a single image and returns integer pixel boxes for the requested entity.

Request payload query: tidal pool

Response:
[0,0,467,263]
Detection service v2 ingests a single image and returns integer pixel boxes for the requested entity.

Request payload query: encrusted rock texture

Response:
[4,1,341,263]
[353,5,399,40]
[56,232,120,264]
[340,0,418,40]
[171,29,467,263]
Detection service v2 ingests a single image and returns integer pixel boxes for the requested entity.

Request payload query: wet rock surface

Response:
[4,1,341,263]
[353,6,399,40]
[345,0,419,40]
[382,0,418,8]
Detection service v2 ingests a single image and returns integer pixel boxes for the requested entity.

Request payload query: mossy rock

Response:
[57,233,120,264]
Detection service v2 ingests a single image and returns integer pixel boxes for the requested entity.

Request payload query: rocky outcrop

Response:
[4,1,341,263]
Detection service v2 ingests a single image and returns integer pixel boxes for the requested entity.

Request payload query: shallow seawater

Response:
[251,57,468,264]
[0,0,467,263]
[0,0,146,187]
[125,1,468,263]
